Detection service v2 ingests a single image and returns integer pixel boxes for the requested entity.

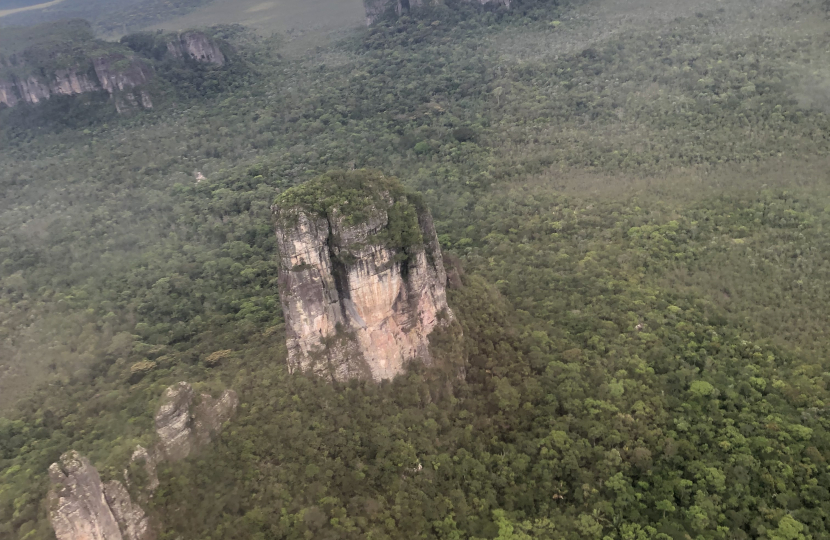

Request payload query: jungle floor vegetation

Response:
[2,0,830,539]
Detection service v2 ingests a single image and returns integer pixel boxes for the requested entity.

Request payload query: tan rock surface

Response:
[273,171,455,381]
[48,452,124,540]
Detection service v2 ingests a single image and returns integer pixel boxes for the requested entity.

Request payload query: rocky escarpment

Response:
[48,451,152,540]
[166,32,225,66]
[0,51,153,112]
[364,0,511,24]
[47,383,237,540]
[0,23,225,112]
[273,170,456,381]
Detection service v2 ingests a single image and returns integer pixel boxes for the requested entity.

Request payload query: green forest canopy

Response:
[1,0,830,539]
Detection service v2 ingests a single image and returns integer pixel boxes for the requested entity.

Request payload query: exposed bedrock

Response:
[48,452,153,540]
[273,170,456,381]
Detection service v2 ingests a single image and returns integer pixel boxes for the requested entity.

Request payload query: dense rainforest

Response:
[2,0,830,539]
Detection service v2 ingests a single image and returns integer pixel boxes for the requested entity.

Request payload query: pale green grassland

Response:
[148,0,366,36]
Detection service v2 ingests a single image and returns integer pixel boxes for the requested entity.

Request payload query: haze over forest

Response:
[2,0,830,539]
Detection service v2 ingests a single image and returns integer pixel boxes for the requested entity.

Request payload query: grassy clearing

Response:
[147,0,366,36]
[0,0,64,20]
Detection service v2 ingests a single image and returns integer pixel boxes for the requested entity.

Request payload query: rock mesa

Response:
[273,170,455,381]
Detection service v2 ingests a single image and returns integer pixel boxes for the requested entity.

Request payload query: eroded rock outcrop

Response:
[166,32,225,66]
[154,382,239,461]
[47,383,237,540]
[273,170,455,381]
[48,452,153,540]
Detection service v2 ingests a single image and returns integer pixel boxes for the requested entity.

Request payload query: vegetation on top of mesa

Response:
[0,19,136,76]
[275,170,424,224]
[0,19,93,57]
[275,170,426,253]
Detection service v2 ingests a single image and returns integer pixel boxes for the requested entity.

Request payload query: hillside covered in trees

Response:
[2,0,830,539]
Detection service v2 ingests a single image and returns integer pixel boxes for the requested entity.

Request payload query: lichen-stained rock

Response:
[103,481,154,540]
[273,170,457,381]
[166,32,225,66]
[48,451,124,540]
[154,382,238,461]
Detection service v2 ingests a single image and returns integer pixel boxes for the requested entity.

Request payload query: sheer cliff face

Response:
[273,171,454,381]
[166,32,225,66]
[0,31,222,110]
[0,56,152,110]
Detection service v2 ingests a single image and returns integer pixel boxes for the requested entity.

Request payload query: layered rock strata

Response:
[273,170,455,381]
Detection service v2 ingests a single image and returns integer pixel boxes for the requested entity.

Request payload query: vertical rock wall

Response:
[273,171,456,381]
[166,32,225,66]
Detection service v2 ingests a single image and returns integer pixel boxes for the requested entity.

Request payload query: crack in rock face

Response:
[273,170,456,381]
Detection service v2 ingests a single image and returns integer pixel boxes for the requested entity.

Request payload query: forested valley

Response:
[2,0,830,539]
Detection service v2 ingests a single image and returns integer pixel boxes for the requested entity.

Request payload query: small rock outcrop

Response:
[154,382,239,461]
[166,32,225,66]
[273,170,456,381]
[364,0,510,24]
[48,451,153,540]
[47,383,237,540]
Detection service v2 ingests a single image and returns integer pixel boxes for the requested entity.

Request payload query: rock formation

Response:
[166,32,225,66]
[0,24,224,111]
[47,382,238,540]
[364,0,510,24]
[103,482,153,540]
[0,55,153,111]
[48,451,153,540]
[273,170,456,381]
[154,382,239,461]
